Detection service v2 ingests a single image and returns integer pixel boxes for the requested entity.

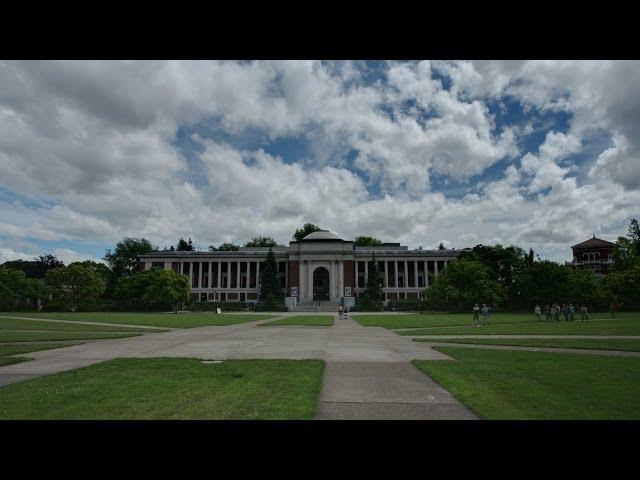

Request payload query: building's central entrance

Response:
[313,267,330,301]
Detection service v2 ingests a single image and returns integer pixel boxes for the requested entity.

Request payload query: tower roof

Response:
[571,236,615,249]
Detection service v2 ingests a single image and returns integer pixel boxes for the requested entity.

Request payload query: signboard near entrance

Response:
[291,287,298,297]
[344,286,352,297]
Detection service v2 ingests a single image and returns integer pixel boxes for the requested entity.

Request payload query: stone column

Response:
[227,261,231,289]
[364,260,369,287]
[208,262,212,290]
[308,262,313,300]
[384,261,389,288]
[424,261,428,288]
[285,261,288,292]
[217,262,221,289]
[236,262,241,289]
[198,262,203,289]
[256,261,261,291]
[394,261,399,289]
[298,261,304,299]
[403,260,408,289]
[434,260,439,278]
[188,262,193,288]
[339,260,344,297]
[414,261,419,288]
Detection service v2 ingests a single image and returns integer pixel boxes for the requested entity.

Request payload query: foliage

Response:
[612,236,638,272]
[364,256,384,302]
[188,301,248,312]
[1,254,64,279]
[244,236,280,247]
[293,223,321,242]
[260,248,282,309]
[354,295,383,312]
[44,264,105,312]
[628,218,640,254]
[386,300,429,312]
[354,236,382,246]
[176,237,194,251]
[104,237,154,278]
[424,258,506,311]
[438,242,447,250]
[601,263,640,306]
[114,269,189,312]
[0,267,43,310]
[215,242,240,251]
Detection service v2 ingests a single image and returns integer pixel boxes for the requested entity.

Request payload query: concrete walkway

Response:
[315,316,477,419]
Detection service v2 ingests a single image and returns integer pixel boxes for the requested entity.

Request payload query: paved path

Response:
[407,334,640,339]
[315,316,477,419]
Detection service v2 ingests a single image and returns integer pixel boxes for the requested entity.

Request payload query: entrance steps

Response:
[294,301,340,313]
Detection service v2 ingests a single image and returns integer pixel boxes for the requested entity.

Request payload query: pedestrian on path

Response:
[534,304,541,321]
[580,305,589,321]
[562,304,570,322]
[472,303,480,326]
[338,304,344,320]
[569,303,575,321]
[481,304,491,325]
[544,304,551,321]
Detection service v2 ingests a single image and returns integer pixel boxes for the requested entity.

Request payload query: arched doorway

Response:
[313,267,330,301]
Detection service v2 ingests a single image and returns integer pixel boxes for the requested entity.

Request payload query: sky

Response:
[1,60,639,265]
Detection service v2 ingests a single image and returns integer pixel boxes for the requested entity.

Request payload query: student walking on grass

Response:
[481,304,491,325]
[569,303,575,321]
[580,305,589,321]
[562,304,570,322]
[544,304,551,321]
[534,304,541,321]
[472,303,480,326]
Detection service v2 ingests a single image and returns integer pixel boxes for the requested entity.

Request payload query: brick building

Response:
[567,235,615,275]
[138,229,460,307]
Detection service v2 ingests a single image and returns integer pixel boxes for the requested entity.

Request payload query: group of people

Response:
[472,303,491,326]
[534,303,589,322]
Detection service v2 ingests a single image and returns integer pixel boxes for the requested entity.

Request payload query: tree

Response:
[354,236,383,246]
[2,254,64,279]
[104,237,154,279]
[293,223,321,242]
[45,264,105,312]
[176,237,195,251]
[216,242,240,251]
[568,269,605,308]
[628,218,640,254]
[517,260,574,306]
[244,236,279,247]
[260,248,281,308]
[602,262,640,306]
[424,259,506,311]
[142,270,190,313]
[35,254,64,278]
[366,256,384,301]
[612,237,639,272]
[69,260,111,282]
[0,267,42,310]
[438,242,447,250]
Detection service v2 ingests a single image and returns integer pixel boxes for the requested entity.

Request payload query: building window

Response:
[219,292,226,302]
[151,262,164,270]
[200,292,207,302]
[240,293,246,302]
[399,292,406,300]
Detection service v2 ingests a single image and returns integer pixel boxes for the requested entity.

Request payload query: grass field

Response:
[0,330,142,343]
[0,317,160,332]
[0,312,276,329]
[354,312,638,330]
[398,317,640,336]
[413,347,640,419]
[0,358,325,420]
[260,315,334,326]
[414,337,640,352]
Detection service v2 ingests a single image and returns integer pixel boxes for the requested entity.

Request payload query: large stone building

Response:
[567,235,616,275]
[138,230,460,306]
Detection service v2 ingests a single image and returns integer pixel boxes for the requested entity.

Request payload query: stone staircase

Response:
[294,301,340,312]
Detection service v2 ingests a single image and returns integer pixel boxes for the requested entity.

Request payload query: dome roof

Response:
[302,229,343,241]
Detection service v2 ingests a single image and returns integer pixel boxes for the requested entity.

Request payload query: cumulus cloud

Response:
[0,60,639,264]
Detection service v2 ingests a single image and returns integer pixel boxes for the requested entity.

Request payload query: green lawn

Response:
[0,358,325,420]
[0,312,276,329]
[260,315,334,326]
[0,342,86,357]
[0,356,30,366]
[0,316,160,332]
[413,347,640,419]
[354,312,638,330]
[0,330,142,343]
[398,317,640,336]
[414,337,640,352]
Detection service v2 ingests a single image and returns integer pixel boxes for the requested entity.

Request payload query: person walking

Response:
[481,304,491,325]
[580,304,589,321]
[562,304,570,322]
[544,304,551,321]
[610,302,618,318]
[338,304,344,320]
[569,303,575,321]
[472,303,480,326]
[534,304,541,321]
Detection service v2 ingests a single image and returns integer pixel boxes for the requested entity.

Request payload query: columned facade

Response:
[140,229,462,304]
